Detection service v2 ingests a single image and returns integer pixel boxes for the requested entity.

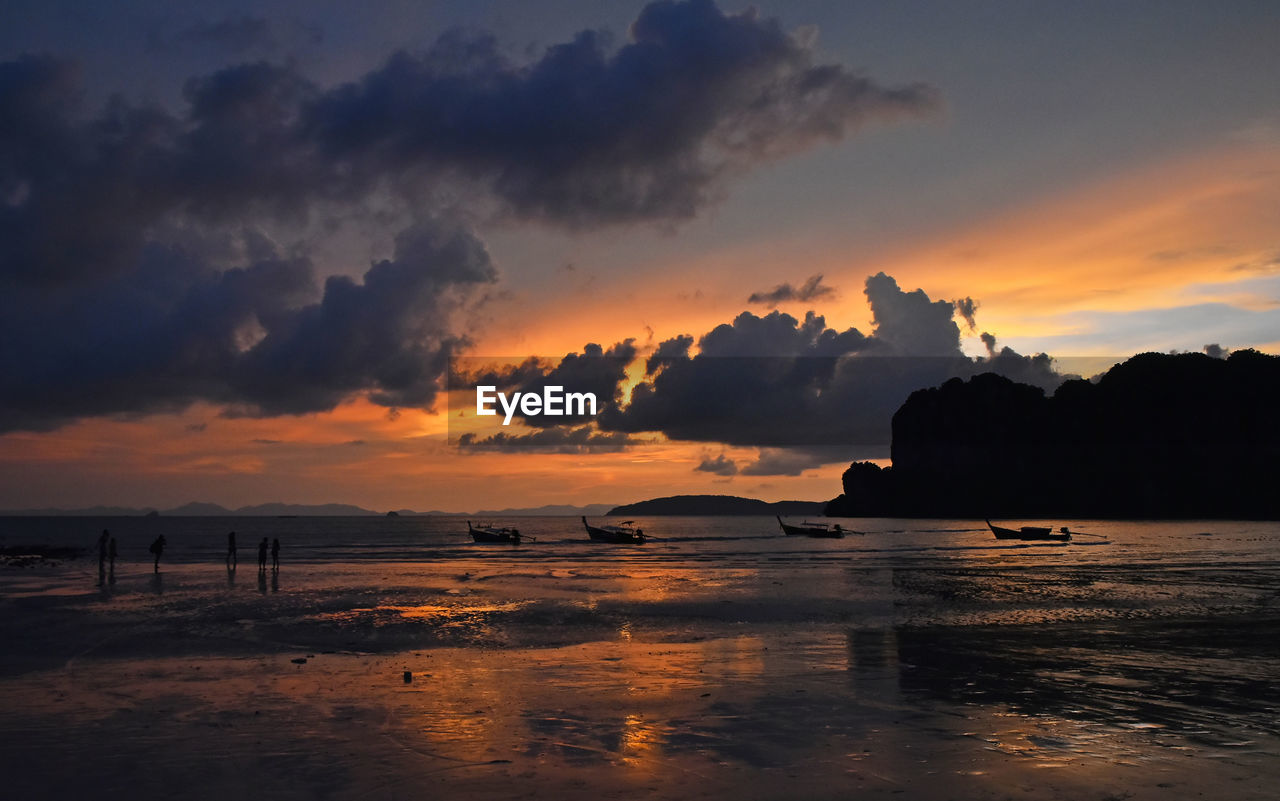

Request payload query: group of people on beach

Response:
[95,529,280,577]
[225,531,280,572]
[96,529,167,579]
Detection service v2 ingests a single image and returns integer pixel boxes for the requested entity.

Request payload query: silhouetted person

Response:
[271,538,280,571]
[226,531,237,568]
[149,535,166,572]
[97,529,110,584]
[258,537,268,572]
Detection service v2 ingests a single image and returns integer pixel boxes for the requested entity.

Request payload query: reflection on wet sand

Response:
[3,523,1280,800]
[895,616,1280,746]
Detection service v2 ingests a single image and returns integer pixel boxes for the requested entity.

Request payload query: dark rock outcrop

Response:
[826,350,1280,518]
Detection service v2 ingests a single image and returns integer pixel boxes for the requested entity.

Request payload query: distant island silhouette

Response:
[609,495,825,516]
[826,349,1280,519]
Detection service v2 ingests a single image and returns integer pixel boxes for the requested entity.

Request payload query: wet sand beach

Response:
[2,517,1278,800]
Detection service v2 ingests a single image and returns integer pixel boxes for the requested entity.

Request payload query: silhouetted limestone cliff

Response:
[826,350,1280,518]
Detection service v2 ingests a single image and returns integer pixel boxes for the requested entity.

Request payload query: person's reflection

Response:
[271,569,279,593]
[257,568,267,595]
[226,561,236,588]
[149,571,164,595]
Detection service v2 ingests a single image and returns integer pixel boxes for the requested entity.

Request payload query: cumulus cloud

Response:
[954,296,978,331]
[974,332,1066,392]
[739,448,821,476]
[2,1,937,285]
[980,331,998,355]
[864,272,961,356]
[694,453,738,475]
[0,219,494,432]
[0,1,936,433]
[305,0,938,227]
[646,334,694,374]
[230,221,496,414]
[748,274,836,307]
[597,274,1071,451]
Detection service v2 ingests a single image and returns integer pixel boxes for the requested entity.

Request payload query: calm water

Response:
[3,515,1279,799]
[5,514,1276,566]
[5,514,1278,631]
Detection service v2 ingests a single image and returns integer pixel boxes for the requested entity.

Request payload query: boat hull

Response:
[582,517,645,544]
[468,522,521,544]
[776,516,846,538]
[987,520,1071,541]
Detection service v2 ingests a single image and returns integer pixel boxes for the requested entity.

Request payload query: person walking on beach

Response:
[97,529,110,583]
[271,538,280,571]
[258,537,268,572]
[149,534,166,572]
[226,531,237,568]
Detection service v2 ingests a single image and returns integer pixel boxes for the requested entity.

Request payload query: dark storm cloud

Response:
[646,334,694,374]
[304,0,938,226]
[954,296,978,331]
[599,305,876,446]
[449,273,1065,455]
[694,453,738,475]
[976,332,1065,392]
[747,274,836,307]
[0,220,494,431]
[864,272,960,356]
[598,274,1070,450]
[980,331,998,355]
[0,1,937,432]
[230,221,496,414]
[738,446,849,476]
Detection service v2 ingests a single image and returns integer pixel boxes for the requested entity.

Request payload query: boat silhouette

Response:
[467,521,523,544]
[581,516,646,544]
[986,519,1071,541]
[776,515,855,538]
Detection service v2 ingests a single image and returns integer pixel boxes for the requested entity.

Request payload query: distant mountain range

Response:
[0,502,387,517]
[0,501,620,517]
[1,497,821,517]
[607,495,825,516]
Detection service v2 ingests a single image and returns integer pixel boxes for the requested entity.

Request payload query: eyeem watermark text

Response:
[476,386,599,425]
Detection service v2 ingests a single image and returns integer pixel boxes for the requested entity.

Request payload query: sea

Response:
[2,515,1279,799]
[4,514,1278,629]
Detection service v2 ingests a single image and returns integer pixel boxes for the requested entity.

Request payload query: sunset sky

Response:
[1,0,1278,512]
